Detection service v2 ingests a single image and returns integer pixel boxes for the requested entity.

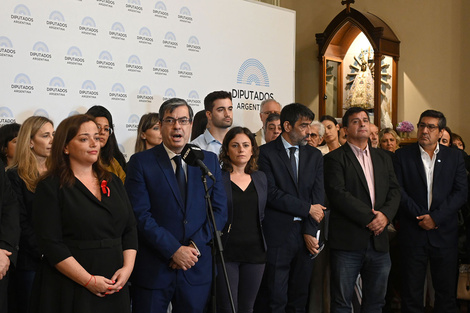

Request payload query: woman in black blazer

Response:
[217,126,267,313]
[30,114,137,313]
[7,116,53,313]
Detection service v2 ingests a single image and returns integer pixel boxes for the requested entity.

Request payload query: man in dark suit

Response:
[258,102,325,313]
[324,107,400,312]
[394,110,467,312]
[125,98,227,313]
[0,160,20,311]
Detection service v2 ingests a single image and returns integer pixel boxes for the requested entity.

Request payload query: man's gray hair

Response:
[260,99,281,112]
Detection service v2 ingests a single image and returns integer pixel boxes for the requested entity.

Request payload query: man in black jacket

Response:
[324,107,400,312]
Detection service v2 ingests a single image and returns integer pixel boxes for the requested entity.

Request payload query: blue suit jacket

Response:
[258,136,324,247]
[125,144,227,289]
[394,143,467,248]
[221,170,267,251]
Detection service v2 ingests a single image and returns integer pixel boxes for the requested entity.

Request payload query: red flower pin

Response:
[101,180,110,197]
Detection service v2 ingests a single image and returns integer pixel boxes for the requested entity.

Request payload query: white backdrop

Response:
[0,0,295,159]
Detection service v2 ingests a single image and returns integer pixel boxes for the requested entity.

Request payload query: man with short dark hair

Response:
[324,107,400,312]
[258,102,325,313]
[126,98,227,313]
[255,99,281,146]
[264,113,281,144]
[192,91,233,156]
[394,109,467,312]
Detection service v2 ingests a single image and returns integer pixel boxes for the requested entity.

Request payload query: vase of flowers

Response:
[396,121,414,138]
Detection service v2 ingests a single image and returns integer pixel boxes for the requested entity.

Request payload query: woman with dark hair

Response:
[318,115,341,155]
[217,126,267,313]
[452,133,466,151]
[134,113,161,153]
[440,126,453,148]
[191,110,208,141]
[30,114,137,313]
[7,116,53,313]
[0,123,21,167]
[86,105,127,183]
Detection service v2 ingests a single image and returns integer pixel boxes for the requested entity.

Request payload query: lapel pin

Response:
[437,159,441,163]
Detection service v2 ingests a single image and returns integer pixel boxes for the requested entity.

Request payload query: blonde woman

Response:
[379,128,400,153]
[6,116,54,313]
[134,113,162,153]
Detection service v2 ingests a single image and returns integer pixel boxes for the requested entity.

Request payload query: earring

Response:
[64,151,69,155]
[30,145,33,149]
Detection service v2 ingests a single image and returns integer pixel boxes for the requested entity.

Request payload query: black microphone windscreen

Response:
[181,143,205,166]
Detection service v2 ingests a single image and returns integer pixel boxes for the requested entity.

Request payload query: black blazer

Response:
[324,143,400,252]
[221,170,267,250]
[394,143,468,248]
[258,136,324,247]
[7,168,41,271]
[0,161,20,265]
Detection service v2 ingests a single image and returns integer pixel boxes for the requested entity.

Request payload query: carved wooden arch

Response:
[316,7,400,126]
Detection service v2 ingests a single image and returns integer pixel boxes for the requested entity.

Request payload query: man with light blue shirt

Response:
[191,90,233,157]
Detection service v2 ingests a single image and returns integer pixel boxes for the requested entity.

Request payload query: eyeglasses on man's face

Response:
[161,117,191,125]
[417,123,439,132]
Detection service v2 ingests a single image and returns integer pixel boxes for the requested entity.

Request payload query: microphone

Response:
[181,144,216,181]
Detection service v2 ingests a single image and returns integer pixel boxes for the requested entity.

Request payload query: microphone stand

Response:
[200,169,236,313]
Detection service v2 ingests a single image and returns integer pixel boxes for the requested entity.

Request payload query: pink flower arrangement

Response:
[396,121,414,133]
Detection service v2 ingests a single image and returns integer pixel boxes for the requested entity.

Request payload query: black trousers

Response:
[265,223,314,313]
[401,243,458,313]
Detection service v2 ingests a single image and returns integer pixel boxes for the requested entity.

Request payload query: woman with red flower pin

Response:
[30,114,137,313]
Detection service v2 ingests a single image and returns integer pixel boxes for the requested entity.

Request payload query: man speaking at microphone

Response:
[125,98,227,313]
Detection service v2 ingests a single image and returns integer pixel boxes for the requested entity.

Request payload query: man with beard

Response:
[258,102,326,312]
[324,107,400,312]
[394,110,467,312]
[192,90,233,156]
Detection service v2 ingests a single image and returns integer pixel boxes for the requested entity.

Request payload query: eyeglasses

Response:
[97,125,113,135]
[417,123,439,132]
[162,117,191,125]
[309,133,319,138]
[261,111,281,116]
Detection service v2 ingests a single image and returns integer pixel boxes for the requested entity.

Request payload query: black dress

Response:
[30,174,138,313]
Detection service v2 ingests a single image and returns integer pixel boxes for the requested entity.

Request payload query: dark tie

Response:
[173,155,186,203]
[289,147,298,183]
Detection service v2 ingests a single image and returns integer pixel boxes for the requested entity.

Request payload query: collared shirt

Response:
[281,135,302,221]
[348,142,375,209]
[419,143,440,210]
[281,135,299,176]
[163,143,187,180]
[191,129,222,157]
